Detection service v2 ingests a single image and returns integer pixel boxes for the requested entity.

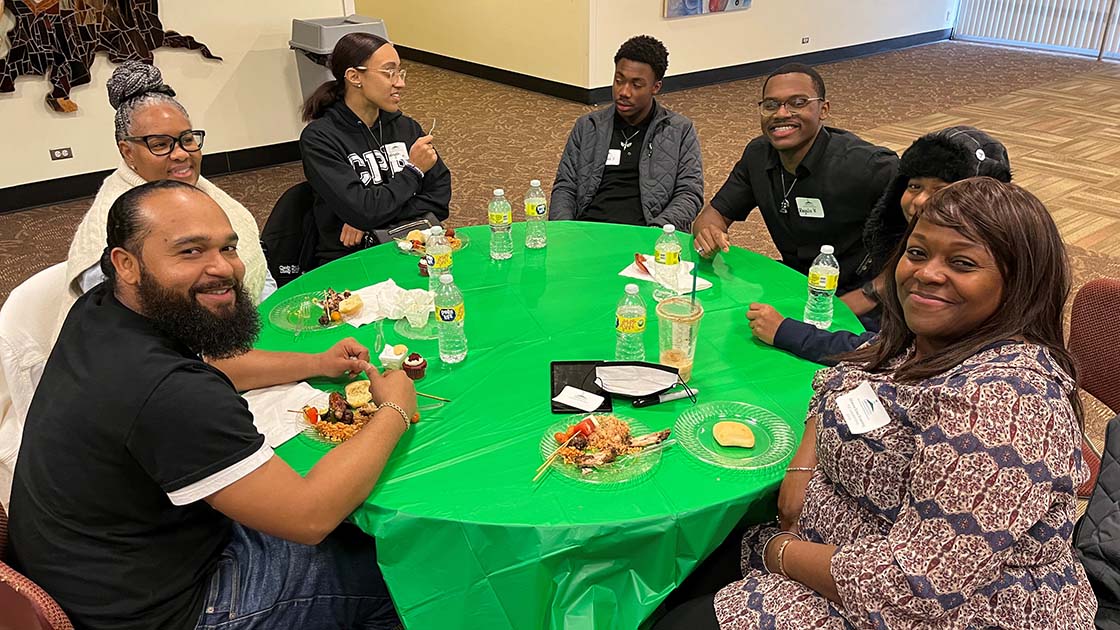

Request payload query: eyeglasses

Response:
[354,66,407,82]
[123,130,206,156]
[757,96,824,115]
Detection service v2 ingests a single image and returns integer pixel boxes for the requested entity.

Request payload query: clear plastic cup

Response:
[655,297,703,383]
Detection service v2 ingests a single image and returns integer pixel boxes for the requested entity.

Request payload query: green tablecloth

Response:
[259,222,862,629]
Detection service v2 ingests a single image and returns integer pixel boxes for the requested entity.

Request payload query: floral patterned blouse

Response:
[714,342,1096,629]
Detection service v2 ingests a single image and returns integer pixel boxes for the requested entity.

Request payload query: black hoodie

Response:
[300,100,451,264]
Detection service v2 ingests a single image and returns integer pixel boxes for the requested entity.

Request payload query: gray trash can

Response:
[290,15,389,102]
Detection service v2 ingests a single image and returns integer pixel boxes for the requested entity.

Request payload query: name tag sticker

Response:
[385,142,409,173]
[836,381,891,435]
[605,149,622,166]
[795,197,825,218]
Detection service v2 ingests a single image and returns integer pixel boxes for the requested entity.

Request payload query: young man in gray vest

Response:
[551,35,704,231]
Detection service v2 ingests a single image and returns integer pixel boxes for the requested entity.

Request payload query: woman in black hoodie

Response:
[300,33,451,265]
[745,126,1012,365]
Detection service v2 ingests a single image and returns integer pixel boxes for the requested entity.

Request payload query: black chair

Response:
[261,182,318,287]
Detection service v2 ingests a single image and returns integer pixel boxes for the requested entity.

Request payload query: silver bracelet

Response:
[761,531,787,574]
[762,529,803,575]
[378,402,411,430]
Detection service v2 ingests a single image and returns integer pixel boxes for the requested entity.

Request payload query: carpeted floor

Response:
[1,39,1118,438]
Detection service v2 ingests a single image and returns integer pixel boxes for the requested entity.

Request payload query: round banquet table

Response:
[259,221,864,630]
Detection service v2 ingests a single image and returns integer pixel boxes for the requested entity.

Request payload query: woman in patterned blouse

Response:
[657,177,1096,629]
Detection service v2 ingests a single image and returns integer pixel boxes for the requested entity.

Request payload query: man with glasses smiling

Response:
[692,63,897,295]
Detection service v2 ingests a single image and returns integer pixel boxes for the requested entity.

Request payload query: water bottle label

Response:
[431,252,453,270]
[438,303,464,323]
[525,201,547,217]
[615,315,646,334]
[655,250,680,265]
[808,270,838,290]
[488,210,511,224]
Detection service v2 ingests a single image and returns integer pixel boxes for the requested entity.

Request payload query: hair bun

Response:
[107,61,176,109]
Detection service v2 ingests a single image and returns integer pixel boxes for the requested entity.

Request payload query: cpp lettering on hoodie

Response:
[346,142,409,186]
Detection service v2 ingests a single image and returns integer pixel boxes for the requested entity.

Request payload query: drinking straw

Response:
[690,240,700,308]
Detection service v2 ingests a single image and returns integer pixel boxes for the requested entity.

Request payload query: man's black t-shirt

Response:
[582,104,657,226]
[8,284,267,630]
[710,127,898,293]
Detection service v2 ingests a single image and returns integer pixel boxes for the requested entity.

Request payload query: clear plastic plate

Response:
[538,414,663,485]
[300,399,445,449]
[396,232,470,256]
[673,401,796,473]
[268,292,346,333]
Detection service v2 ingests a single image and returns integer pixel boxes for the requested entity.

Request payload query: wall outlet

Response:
[801,36,810,45]
[50,147,73,160]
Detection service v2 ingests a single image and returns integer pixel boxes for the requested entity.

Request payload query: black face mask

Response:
[136,264,260,360]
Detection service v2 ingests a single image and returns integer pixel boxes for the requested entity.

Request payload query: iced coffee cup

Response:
[656,297,703,382]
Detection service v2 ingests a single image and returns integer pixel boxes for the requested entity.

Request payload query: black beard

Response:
[136,267,261,360]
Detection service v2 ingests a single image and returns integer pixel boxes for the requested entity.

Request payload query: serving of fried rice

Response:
[313,420,366,443]
[311,403,378,443]
[556,415,640,465]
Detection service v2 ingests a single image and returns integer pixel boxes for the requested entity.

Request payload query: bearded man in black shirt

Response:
[8,180,413,630]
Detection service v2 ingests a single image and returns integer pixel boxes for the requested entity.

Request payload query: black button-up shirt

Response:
[710,126,898,293]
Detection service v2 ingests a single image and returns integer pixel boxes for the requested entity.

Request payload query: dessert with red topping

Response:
[403,352,427,380]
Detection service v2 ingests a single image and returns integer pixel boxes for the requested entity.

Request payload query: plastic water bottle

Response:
[804,245,840,329]
[615,283,647,361]
[652,224,683,302]
[427,226,453,291]
[435,274,468,363]
[524,179,548,249]
[488,189,513,260]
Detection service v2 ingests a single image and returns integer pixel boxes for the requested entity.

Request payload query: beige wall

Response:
[588,0,958,87]
[357,0,957,90]
[1,0,957,190]
[0,0,342,189]
[355,0,592,86]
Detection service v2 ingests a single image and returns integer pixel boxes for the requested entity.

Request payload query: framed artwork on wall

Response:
[664,0,751,18]
[0,0,220,112]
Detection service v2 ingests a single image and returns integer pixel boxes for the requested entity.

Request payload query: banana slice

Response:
[713,421,755,448]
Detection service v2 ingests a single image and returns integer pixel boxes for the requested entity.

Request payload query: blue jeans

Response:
[194,523,400,629]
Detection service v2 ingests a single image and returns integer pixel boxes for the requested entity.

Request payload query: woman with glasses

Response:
[58,61,272,332]
[300,32,451,266]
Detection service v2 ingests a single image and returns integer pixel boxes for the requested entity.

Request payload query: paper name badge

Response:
[835,381,891,435]
[795,197,825,218]
[552,386,605,413]
[385,142,409,173]
[605,149,622,166]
